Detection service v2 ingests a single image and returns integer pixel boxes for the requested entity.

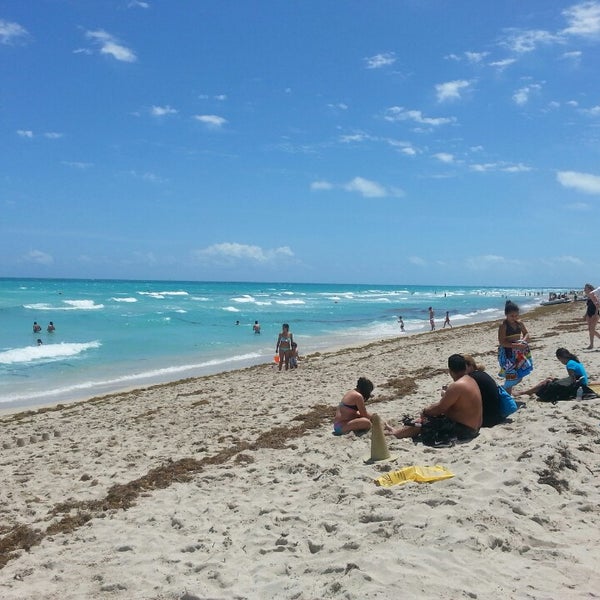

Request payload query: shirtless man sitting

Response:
[385,354,482,441]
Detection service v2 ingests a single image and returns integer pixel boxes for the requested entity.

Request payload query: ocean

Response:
[0,278,553,409]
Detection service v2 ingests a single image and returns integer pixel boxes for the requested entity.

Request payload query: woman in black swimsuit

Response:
[332,377,374,435]
[583,283,600,349]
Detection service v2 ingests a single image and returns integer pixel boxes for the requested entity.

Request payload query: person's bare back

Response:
[428,374,482,430]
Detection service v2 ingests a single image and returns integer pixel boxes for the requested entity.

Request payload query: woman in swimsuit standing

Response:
[583,283,600,349]
[275,323,294,371]
[333,377,374,435]
[498,300,533,391]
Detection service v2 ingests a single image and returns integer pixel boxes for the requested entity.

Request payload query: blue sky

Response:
[1,1,600,287]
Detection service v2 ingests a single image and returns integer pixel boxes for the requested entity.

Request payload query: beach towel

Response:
[374,465,454,487]
[498,343,533,386]
[497,385,518,417]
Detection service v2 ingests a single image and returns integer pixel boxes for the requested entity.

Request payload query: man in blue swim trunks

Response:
[385,354,482,443]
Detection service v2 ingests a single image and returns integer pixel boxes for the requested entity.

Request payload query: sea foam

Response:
[0,341,101,365]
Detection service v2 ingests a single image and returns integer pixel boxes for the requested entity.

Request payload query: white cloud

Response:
[194,243,293,264]
[128,170,165,183]
[364,52,396,69]
[489,58,517,70]
[151,105,177,117]
[215,94,227,101]
[470,162,531,173]
[44,132,63,139]
[445,51,489,63]
[434,152,455,163]
[310,181,334,191]
[194,114,227,128]
[557,170,600,194]
[400,146,417,156]
[501,28,561,53]
[0,19,29,45]
[23,250,54,265]
[17,130,33,138]
[409,256,427,266]
[465,255,522,270]
[562,1,600,37]
[465,51,489,63]
[435,80,472,102]
[384,106,454,126]
[344,177,387,198]
[85,30,137,62]
[561,50,583,60]
[502,163,532,173]
[512,84,542,105]
[128,1,150,8]
[581,104,600,116]
[339,133,370,143]
[555,255,584,265]
[62,161,93,169]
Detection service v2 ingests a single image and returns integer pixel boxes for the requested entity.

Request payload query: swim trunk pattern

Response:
[419,415,479,447]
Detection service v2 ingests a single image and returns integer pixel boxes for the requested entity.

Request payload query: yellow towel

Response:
[374,465,454,487]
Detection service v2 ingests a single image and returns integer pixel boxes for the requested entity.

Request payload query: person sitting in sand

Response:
[462,354,504,428]
[518,348,588,397]
[333,377,374,435]
[385,354,482,442]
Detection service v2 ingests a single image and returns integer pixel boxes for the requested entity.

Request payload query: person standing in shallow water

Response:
[275,323,294,371]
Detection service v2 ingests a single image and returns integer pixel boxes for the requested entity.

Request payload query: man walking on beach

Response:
[385,354,482,442]
[428,307,435,331]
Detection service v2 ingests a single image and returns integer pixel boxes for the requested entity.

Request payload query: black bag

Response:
[419,416,457,447]
[537,380,596,403]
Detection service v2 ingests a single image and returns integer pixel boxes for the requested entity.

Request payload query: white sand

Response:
[1,302,599,599]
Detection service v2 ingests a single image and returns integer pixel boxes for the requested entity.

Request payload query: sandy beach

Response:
[1,301,599,599]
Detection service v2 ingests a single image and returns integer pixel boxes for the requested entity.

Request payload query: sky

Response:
[1,0,600,287]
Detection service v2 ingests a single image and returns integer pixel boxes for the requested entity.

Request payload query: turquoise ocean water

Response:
[0,279,553,409]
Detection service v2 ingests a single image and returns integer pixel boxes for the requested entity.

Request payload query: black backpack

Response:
[537,381,596,403]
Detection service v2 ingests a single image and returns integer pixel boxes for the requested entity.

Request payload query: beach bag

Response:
[537,381,597,403]
[419,416,458,447]
[497,386,518,417]
[537,380,577,402]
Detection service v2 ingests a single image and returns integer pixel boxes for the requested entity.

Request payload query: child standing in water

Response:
[498,300,533,391]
